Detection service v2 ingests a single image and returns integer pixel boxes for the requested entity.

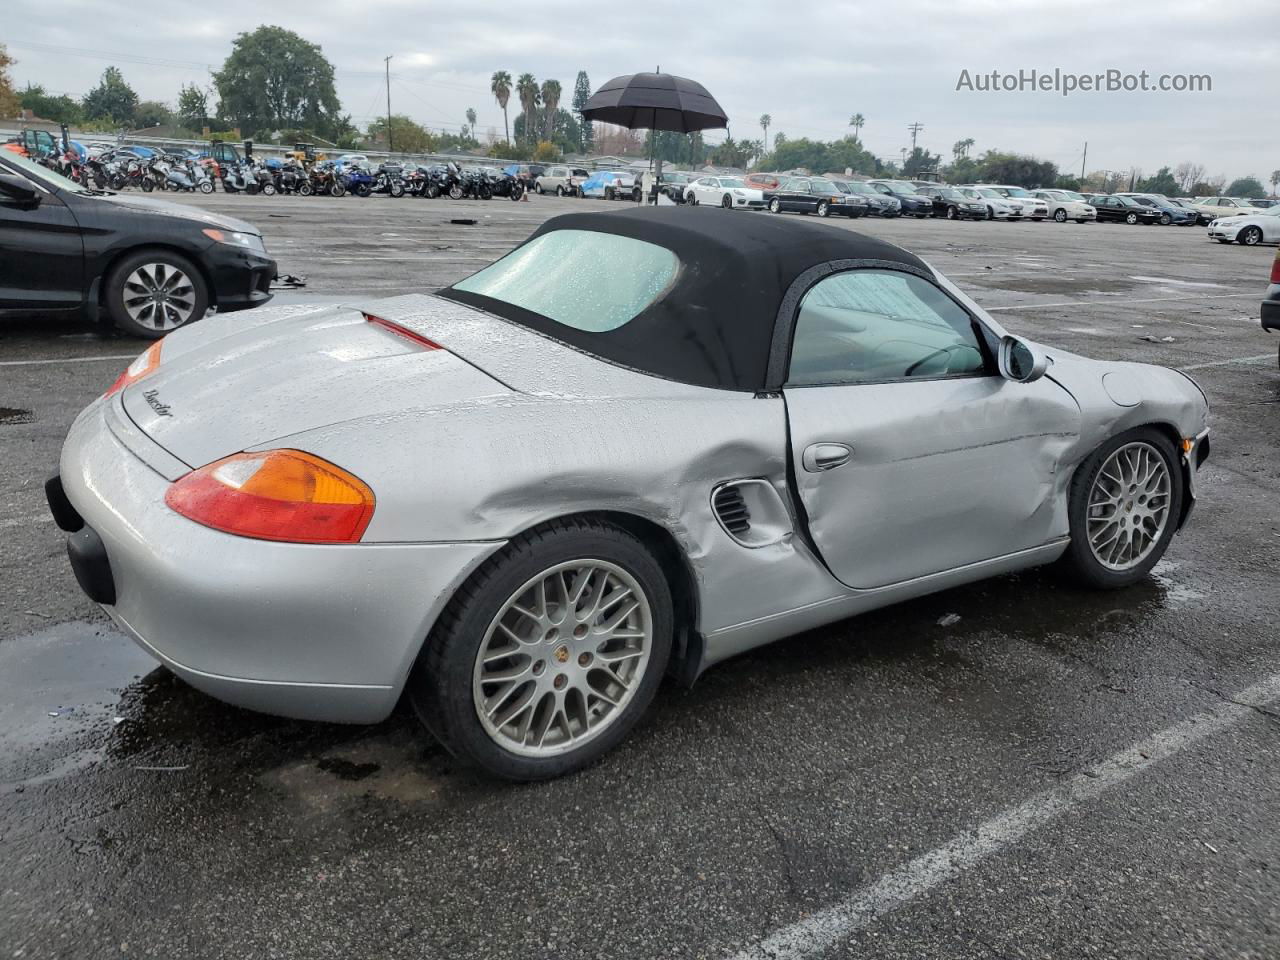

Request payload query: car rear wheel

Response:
[1240,226,1264,245]
[408,518,673,781]
[536,183,544,194]
[1058,427,1182,589]
[769,198,781,214]
[687,193,697,206]
[1054,208,1067,222]
[1125,212,1139,224]
[105,249,210,339]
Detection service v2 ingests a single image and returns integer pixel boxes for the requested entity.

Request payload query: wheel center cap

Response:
[554,645,569,664]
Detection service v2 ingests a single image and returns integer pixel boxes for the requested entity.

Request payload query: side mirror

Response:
[999,336,1049,383]
[0,174,41,209]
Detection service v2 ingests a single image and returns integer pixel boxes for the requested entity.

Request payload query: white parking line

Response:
[985,292,1254,312]
[0,354,134,367]
[727,673,1280,960]
[1179,354,1273,371]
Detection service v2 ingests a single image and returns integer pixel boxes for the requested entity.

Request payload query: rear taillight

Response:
[365,313,441,350]
[1271,250,1280,285]
[104,341,162,397]
[165,449,375,543]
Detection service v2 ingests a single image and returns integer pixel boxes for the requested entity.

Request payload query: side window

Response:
[787,270,989,387]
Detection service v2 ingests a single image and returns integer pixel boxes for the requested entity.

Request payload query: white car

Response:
[535,165,591,196]
[685,176,767,210]
[1206,205,1280,246]
[975,184,1050,221]
[1032,189,1098,223]
[958,187,1021,220]
[1192,196,1270,221]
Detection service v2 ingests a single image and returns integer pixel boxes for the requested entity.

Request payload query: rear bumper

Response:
[1262,285,1280,332]
[51,398,503,723]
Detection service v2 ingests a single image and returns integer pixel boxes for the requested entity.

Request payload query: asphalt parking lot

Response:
[2,194,1279,960]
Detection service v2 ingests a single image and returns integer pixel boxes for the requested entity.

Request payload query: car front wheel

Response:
[768,198,781,214]
[1054,208,1067,222]
[408,518,673,781]
[1240,226,1264,245]
[1125,212,1139,224]
[1058,427,1182,589]
[104,249,210,339]
[816,200,830,218]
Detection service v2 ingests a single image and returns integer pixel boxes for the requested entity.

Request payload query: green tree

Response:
[176,83,210,130]
[82,66,138,125]
[540,79,561,141]
[514,108,579,154]
[759,113,771,152]
[903,146,942,177]
[1054,174,1083,191]
[515,73,539,145]
[976,150,1058,188]
[367,114,434,154]
[848,113,865,143]
[952,138,975,160]
[213,26,341,139]
[1136,166,1179,195]
[490,71,512,146]
[134,100,174,129]
[1225,176,1266,198]
[19,84,83,125]
[532,139,560,162]
[0,45,19,118]
[571,71,592,153]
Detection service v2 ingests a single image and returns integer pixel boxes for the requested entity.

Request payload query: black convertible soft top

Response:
[441,206,929,391]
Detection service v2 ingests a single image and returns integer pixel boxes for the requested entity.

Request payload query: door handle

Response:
[802,442,852,473]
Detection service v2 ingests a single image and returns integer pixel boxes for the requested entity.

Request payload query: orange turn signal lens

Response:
[165,450,376,543]
[104,341,163,397]
[1181,438,1194,454]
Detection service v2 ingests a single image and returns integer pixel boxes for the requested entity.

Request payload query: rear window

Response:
[451,229,679,333]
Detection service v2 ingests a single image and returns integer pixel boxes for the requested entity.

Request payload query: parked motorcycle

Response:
[109,157,153,192]
[487,169,525,201]
[307,161,344,197]
[373,162,406,198]
[340,164,376,198]
[220,162,259,195]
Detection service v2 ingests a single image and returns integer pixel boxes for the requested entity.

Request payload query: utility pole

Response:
[384,55,393,153]
[908,121,923,154]
[1080,141,1087,183]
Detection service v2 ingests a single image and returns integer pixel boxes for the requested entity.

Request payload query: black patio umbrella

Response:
[579,72,729,135]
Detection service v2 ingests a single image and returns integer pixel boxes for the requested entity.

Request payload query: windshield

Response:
[720,178,746,188]
[810,181,840,195]
[845,182,874,194]
[976,188,1004,199]
[939,189,965,200]
[1061,191,1087,202]
[0,149,90,194]
[451,229,678,333]
[1001,187,1033,197]
[879,181,919,193]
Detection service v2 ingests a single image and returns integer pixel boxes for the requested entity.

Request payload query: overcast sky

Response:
[7,0,1278,182]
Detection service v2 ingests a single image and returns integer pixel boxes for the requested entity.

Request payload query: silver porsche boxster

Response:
[49,207,1210,780]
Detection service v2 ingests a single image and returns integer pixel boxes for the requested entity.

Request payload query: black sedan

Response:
[765,177,867,218]
[1086,194,1162,225]
[867,180,935,217]
[916,186,988,221]
[0,149,276,338]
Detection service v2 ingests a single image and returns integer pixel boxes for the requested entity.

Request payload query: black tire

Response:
[510,183,524,201]
[427,184,441,199]
[449,184,464,200]
[390,182,405,198]
[1053,208,1068,222]
[407,518,674,781]
[198,181,214,194]
[721,193,732,209]
[535,183,544,194]
[555,185,564,196]
[1125,212,1139,224]
[632,188,642,203]
[356,183,372,198]
[1240,226,1263,246]
[140,179,154,193]
[1057,427,1183,589]
[816,200,830,218]
[1159,213,1172,225]
[297,181,313,197]
[605,187,615,201]
[103,248,209,339]
[986,206,995,220]
[768,197,781,214]
[945,205,958,220]
[261,182,277,196]
[688,193,698,206]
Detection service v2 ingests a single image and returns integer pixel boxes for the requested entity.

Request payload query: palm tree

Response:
[1272,169,1280,197]
[952,137,975,160]
[848,113,865,143]
[465,107,477,140]
[540,79,562,143]
[490,71,512,146]
[516,73,539,145]
[759,114,771,152]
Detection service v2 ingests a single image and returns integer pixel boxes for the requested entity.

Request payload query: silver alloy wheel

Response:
[1086,441,1172,571]
[121,262,197,331]
[473,559,653,758]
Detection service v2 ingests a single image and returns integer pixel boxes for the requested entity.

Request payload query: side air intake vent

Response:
[712,485,751,535]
